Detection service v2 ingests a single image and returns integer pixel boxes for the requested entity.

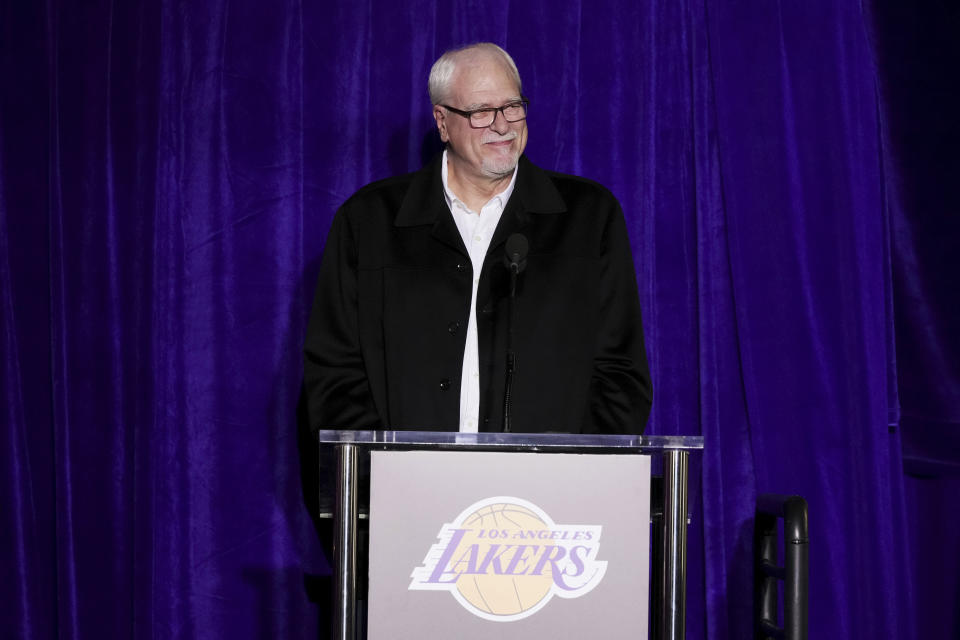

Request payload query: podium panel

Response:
[367,450,650,639]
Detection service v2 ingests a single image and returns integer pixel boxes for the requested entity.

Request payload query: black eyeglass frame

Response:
[440,98,530,129]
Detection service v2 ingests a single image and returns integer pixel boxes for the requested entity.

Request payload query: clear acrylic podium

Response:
[317,430,703,640]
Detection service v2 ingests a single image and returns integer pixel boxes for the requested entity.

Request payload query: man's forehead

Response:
[450,54,520,103]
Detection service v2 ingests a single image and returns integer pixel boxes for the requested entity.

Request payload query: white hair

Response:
[428,43,522,105]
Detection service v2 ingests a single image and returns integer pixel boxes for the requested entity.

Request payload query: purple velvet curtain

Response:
[2,0,955,638]
[871,2,960,638]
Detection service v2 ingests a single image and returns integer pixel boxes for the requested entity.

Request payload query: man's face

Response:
[433,54,528,182]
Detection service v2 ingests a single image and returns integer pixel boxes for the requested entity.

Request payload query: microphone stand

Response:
[502,233,527,433]
[503,263,518,433]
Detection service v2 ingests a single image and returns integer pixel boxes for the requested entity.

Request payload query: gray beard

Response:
[481,151,519,178]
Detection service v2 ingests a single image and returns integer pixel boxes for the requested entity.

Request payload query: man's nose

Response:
[488,110,510,134]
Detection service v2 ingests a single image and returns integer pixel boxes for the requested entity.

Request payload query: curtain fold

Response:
[2,0,942,637]
[869,2,960,637]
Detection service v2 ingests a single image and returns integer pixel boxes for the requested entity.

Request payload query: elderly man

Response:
[304,43,651,434]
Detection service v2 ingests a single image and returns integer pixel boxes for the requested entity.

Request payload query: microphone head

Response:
[504,233,529,273]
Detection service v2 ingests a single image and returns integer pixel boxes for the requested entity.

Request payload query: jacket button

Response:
[448,321,460,335]
[439,378,451,391]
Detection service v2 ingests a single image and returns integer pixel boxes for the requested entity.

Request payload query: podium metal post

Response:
[662,449,689,640]
[333,443,359,640]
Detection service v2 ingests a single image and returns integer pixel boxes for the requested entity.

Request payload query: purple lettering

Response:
[531,545,566,577]
[474,544,512,574]
[551,546,588,591]
[426,529,468,583]
[568,545,588,577]
[504,545,537,575]
[451,544,482,575]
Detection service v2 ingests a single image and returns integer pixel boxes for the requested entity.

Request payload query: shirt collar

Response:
[441,149,518,213]
[394,153,566,228]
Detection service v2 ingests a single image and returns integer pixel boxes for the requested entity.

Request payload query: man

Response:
[304,43,651,434]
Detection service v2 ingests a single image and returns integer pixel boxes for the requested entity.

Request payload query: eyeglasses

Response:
[441,98,529,129]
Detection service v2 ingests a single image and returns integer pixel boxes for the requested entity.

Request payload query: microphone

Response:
[502,233,529,433]
[504,233,529,275]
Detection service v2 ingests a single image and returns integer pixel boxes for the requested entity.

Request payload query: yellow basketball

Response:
[454,502,555,616]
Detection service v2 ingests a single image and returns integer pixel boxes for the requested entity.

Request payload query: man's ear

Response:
[433,106,449,143]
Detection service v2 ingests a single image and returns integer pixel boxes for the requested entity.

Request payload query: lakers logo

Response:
[409,497,607,621]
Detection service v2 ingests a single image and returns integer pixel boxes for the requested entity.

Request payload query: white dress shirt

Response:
[441,150,518,432]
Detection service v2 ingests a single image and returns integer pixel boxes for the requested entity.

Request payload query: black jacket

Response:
[304,154,652,433]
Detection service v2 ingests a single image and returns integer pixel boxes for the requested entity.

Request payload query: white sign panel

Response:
[368,450,650,639]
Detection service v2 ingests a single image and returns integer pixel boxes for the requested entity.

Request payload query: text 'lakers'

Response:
[409,497,607,622]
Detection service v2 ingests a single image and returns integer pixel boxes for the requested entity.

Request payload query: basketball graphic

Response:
[454,502,554,615]
[409,496,607,622]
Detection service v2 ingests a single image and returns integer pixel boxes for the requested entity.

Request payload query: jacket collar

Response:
[395,153,566,228]
[510,155,567,216]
